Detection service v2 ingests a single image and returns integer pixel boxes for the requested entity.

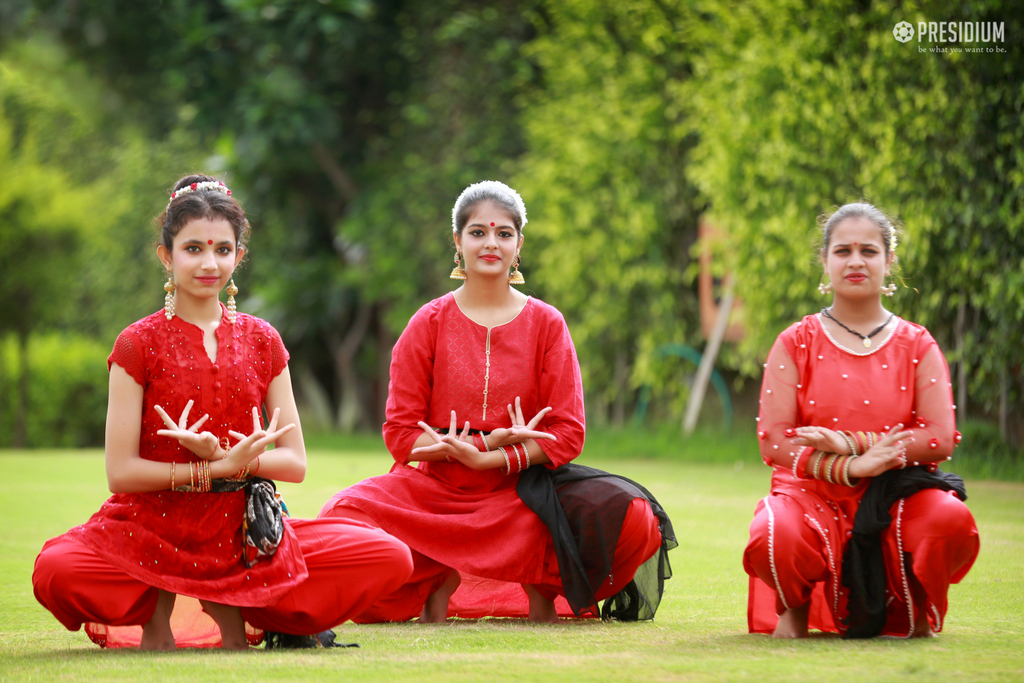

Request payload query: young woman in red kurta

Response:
[743,203,979,638]
[32,175,413,649]
[319,181,666,623]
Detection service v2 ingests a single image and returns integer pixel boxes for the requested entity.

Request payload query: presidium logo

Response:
[893,21,915,42]
[893,20,1006,52]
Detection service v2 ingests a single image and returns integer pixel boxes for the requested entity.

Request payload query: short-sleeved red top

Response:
[64,307,307,607]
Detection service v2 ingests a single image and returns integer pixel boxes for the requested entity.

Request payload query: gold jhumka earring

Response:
[508,254,525,285]
[226,279,239,323]
[164,274,176,320]
[881,276,897,297]
[818,276,833,295]
[450,251,467,280]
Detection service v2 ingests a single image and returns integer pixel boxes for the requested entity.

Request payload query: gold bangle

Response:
[842,455,857,487]
[841,431,858,456]
[522,442,531,469]
[822,455,836,483]
[170,461,176,490]
[811,451,824,479]
[498,447,511,475]
[481,433,490,452]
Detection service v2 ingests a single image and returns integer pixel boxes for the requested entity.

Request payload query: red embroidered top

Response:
[322,293,586,583]
[751,313,961,632]
[64,308,307,607]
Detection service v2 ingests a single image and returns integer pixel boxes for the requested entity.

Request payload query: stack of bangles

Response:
[186,460,213,492]
[797,430,884,487]
[497,443,531,475]
[169,455,261,492]
[233,455,260,480]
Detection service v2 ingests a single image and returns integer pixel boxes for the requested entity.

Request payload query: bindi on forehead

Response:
[490,222,495,226]
[208,240,213,245]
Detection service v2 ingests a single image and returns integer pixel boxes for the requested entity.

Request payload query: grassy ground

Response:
[1,441,1022,682]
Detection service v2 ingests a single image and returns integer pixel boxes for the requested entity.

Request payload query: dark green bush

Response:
[0,333,109,448]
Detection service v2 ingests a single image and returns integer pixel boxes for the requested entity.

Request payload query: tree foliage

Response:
[512,0,705,425]
[685,0,1024,441]
[2,0,1020,446]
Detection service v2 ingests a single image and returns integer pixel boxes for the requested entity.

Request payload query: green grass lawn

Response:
[1,443,1022,682]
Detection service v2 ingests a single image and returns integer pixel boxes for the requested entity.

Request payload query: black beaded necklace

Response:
[821,308,894,349]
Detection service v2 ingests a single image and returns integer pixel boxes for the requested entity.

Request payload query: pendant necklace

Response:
[821,308,894,348]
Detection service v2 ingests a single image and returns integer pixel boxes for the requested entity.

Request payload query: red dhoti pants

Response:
[33,518,414,647]
[743,488,979,636]
[327,497,662,622]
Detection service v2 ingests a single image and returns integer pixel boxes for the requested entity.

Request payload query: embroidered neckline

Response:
[449,291,531,331]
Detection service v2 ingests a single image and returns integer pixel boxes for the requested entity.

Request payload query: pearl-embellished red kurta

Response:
[743,314,979,636]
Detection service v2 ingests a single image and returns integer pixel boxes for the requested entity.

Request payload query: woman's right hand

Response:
[848,424,913,479]
[155,401,220,460]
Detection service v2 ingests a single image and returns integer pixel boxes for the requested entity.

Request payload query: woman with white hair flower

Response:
[320,181,674,623]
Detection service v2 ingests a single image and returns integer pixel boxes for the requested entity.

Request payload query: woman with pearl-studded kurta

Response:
[743,203,979,639]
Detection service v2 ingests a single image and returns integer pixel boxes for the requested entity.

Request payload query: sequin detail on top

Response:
[63,307,305,608]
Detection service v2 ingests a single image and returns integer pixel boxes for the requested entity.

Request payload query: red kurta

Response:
[320,293,616,618]
[64,309,306,605]
[743,314,979,636]
[33,307,414,646]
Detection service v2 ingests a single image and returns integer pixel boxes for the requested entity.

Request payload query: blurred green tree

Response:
[511,0,706,426]
[0,38,200,446]
[26,0,540,431]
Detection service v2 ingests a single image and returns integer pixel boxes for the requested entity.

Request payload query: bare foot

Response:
[200,600,249,650]
[908,576,936,637]
[523,584,559,623]
[419,570,460,623]
[911,611,936,638]
[140,590,177,650]
[772,603,809,639]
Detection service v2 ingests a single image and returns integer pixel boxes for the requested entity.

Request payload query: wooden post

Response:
[684,278,735,435]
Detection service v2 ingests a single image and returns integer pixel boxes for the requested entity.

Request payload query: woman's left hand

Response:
[792,425,850,455]
[155,400,221,460]
[411,411,496,470]
[486,397,557,448]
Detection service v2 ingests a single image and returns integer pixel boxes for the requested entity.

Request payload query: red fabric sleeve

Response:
[533,311,586,469]
[107,328,146,386]
[267,324,290,379]
[756,332,802,473]
[382,305,437,464]
[905,331,958,465]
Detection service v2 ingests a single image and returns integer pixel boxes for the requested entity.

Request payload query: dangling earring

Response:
[163,274,176,320]
[226,279,238,323]
[450,250,467,280]
[881,276,897,297]
[508,253,525,285]
[818,276,833,295]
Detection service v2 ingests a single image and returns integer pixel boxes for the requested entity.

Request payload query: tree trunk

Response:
[955,298,968,421]
[375,308,394,429]
[684,279,734,435]
[611,349,629,427]
[329,297,373,432]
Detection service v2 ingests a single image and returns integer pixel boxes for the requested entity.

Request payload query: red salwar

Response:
[32,308,413,647]
[319,294,662,619]
[743,314,979,636]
